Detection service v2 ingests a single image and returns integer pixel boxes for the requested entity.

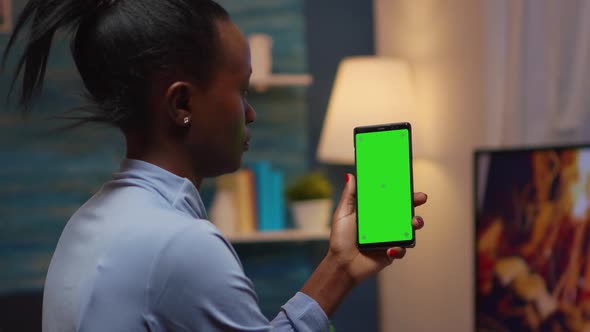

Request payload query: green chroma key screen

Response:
[355,128,413,245]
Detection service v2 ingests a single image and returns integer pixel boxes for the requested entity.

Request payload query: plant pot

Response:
[290,198,333,233]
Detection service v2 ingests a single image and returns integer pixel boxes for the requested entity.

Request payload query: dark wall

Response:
[304,0,376,212]
[305,0,376,170]
[304,1,378,331]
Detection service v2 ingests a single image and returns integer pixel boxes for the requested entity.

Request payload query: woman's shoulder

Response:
[142,214,243,293]
[67,181,227,258]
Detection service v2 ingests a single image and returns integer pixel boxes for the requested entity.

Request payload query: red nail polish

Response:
[345,174,350,183]
[417,216,424,226]
[387,248,396,257]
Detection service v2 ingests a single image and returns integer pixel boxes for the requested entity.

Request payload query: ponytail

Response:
[2,0,229,130]
[2,0,117,111]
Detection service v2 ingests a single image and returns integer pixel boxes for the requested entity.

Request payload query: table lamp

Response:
[317,56,416,164]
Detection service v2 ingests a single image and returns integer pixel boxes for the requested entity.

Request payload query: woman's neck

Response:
[124,130,203,189]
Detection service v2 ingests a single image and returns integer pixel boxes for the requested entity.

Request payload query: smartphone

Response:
[354,122,415,250]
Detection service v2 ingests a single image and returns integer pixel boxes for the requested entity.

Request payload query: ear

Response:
[165,81,195,127]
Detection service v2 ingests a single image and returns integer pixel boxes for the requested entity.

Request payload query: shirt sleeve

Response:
[145,224,330,332]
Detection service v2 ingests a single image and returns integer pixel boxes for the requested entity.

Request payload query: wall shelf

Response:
[229,229,329,244]
[45,70,313,91]
[251,74,313,91]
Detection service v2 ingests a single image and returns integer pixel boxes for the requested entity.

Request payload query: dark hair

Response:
[2,0,230,129]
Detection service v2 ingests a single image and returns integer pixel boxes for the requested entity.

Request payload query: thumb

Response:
[333,173,356,220]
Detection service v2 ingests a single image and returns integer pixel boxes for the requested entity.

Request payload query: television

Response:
[475,145,590,332]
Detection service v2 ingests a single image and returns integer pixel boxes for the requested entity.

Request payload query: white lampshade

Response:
[317,56,415,164]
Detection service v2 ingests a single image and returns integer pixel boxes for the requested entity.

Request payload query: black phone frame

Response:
[354,122,416,250]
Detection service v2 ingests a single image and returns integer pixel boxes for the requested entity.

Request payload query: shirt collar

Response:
[112,159,207,220]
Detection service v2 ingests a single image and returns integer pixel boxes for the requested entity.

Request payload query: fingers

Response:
[387,247,406,260]
[413,192,428,207]
[333,173,357,220]
[411,215,425,230]
[364,247,407,268]
[384,217,423,263]
[383,247,406,265]
[379,216,424,266]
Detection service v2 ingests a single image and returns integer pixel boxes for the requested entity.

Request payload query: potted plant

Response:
[285,172,333,233]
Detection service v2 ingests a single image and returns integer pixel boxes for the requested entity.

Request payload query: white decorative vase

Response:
[248,33,273,81]
[290,199,333,233]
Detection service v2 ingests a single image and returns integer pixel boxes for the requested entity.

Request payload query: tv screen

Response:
[475,145,590,331]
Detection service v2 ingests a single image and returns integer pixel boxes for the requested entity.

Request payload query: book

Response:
[270,169,286,231]
[251,161,273,231]
[235,169,257,234]
[209,187,237,236]
[211,169,257,235]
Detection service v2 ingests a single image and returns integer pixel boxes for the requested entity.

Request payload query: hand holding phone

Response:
[354,122,415,250]
[324,172,426,285]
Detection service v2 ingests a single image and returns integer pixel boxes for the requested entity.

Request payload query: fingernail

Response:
[345,173,350,183]
[387,248,397,257]
[416,216,424,226]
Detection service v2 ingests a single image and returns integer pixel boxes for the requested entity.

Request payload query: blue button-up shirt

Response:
[42,159,329,331]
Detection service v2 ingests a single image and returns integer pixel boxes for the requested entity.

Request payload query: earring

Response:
[183,117,190,125]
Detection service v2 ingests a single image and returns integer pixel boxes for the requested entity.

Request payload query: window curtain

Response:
[485,0,590,146]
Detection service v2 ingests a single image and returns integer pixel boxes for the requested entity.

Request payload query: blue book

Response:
[270,169,286,231]
[251,161,273,231]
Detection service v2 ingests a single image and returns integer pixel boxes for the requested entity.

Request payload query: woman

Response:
[3,0,428,331]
